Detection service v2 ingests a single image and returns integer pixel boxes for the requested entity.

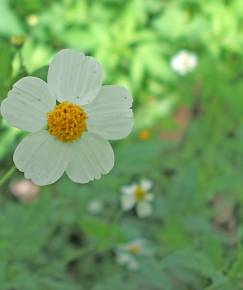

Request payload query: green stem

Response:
[111,209,123,228]
[17,49,27,74]
[0,166,16,187]
[108,208,123,247]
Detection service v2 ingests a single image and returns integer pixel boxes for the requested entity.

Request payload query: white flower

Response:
[122,238,151,255]
[87,199,104,215]
[120,179,154,218]
[10,179,39,203]
[170,50,198,75]
[116,238,151,271]
[0,49,133,186]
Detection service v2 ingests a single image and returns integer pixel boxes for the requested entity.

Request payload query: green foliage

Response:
[1,0,243,289]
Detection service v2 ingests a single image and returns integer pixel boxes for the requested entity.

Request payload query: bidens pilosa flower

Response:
[116,238,151,271]
[121,179,154,218]
[0,49,133,185]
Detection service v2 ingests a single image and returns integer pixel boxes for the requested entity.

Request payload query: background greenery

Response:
[1,0,243,289]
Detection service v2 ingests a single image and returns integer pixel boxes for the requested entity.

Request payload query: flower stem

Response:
[63,244,96,263]
[0,166,16,187]
[17,49,27,75]
[111,209,123,227]
[108,208,123,247]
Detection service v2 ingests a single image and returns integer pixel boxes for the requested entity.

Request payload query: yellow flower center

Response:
[134,187,146,201]
[127,244,142,254]
[47,102,87,142]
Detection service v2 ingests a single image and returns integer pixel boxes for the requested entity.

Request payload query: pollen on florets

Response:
[134,187,146,201]
[47,101,87,142]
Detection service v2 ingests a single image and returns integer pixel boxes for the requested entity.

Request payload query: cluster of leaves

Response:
[1,0,243,289]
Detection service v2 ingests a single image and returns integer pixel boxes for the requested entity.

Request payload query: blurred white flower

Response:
[122,238,151,255]
[10,179,39,203]
[171,50,198,75]
[121,179,154,217]
[116,238,151,271]
[87,199,104,215]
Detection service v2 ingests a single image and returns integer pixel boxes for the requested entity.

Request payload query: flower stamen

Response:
[47,102,87,142]
[134,187,146,201]
[127,244,142,254]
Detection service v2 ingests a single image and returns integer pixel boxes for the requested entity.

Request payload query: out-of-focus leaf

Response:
[0,0,23,35]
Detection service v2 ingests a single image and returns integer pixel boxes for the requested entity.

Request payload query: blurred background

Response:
[1,0,243,289]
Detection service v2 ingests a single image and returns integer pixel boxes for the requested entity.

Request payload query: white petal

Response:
[140,179,153,191]
[116,252,139,271]
[66,132,114,183]
[116,252,132,265]
[121,194,136,211]
[84,85,133,140]
[145,193,154,202]
[1,77,55,132]
[121,184,137,195]
[47,49,104,105]
[136,202,152,218]
[126,257,139,271]
[13,131,70,186]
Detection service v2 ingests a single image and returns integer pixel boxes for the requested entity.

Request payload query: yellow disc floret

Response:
[127,244,142,254]
[47,102,87,142]
[134,187,146,201]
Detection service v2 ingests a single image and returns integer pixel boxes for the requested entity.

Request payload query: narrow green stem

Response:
[0,166,16,187]
[17,49,27,74]
[111,209,123,228]
[108,208,123,247]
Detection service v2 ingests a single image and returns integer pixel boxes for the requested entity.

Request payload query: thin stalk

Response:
[0,166,16,187]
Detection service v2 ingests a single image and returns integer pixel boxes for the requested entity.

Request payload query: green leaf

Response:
[0,0,23,35]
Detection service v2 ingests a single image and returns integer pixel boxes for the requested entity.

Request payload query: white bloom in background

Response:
[0,49,133,186]
[116,238,151,271]
[87,199,104,215]
[122,238,151,255]
[121,179,154,218]
[10,179,39,203]
[171,50,198,75]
